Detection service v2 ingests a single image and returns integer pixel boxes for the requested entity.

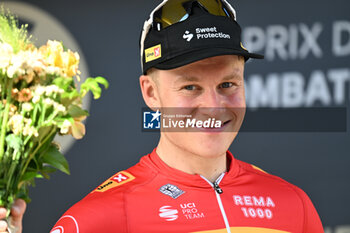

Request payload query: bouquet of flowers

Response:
[0,8,108,222]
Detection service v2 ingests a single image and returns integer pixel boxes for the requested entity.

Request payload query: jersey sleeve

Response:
[294,186,324,233]
[50,192,127,233]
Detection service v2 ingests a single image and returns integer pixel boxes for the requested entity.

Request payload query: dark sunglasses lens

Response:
[198,0,233,18]
[154,0,189,29]
[154,0,234,30]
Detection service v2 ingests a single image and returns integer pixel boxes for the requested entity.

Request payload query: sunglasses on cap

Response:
[140,0,237,66]
[153,0,236,30]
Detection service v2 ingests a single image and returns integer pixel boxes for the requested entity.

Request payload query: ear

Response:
[139,75,160,110]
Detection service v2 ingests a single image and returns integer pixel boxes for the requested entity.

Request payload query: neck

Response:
[156,135,228,183]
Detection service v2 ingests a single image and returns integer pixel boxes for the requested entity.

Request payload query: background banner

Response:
[2,0,349,232]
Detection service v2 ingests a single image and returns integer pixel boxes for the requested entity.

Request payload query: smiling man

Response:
[50,0,324,232]
[142,55,246,183]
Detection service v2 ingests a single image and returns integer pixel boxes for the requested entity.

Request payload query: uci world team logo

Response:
[143,109,161,129]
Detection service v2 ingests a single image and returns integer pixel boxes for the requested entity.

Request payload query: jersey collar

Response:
[142,148,242,188]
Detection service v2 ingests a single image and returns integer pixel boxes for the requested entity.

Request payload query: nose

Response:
[201,88,222,107]
[198,88,226,117]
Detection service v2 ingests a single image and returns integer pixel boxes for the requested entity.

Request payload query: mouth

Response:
[197,119,232,132]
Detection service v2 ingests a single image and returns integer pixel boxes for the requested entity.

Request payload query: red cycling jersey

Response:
[50,149,324,233]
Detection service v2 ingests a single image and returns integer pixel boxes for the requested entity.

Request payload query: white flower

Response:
[7,52,28,78]
[23,118,32,125]
[0,42,13,69]
[45,85,60,96]
[21,118,39,137]
[22,103,33,112]
[54,102,66,113]
[43,98,54,106]
[6,65,17,78]
[45,66,60,75]
[23,125,38,137]
[32,95,40,104]
[60,119,71,134]
[8,114,24,135]
[34,85,46,96]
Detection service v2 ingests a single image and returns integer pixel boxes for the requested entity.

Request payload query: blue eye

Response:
[220,82,233,88]
[184,85,196,90]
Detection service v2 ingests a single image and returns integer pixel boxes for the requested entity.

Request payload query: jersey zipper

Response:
[200,173,231,233]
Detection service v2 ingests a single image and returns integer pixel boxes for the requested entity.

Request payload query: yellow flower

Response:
[39,40,80,77]
[41,40,64,68]
[8,114,24,135]
[63,50,80,77]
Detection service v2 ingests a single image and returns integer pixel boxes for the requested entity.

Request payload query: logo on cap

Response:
[145,44,162,63]
[183,31,194,42]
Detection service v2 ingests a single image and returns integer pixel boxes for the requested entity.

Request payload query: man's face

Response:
[146,55,245,158]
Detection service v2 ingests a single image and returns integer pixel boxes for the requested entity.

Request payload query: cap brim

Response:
[154,47,264,70]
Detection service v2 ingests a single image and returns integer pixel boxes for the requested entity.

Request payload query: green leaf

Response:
[41,166,57,174]
[80,77,108,99]
[41,144,70,175]
[80,78,101,99]
[40,166,57,179]
[95,76,109,89]
[21,171,43,182]
[53,77,74,91]
[61,89,79,100]
[35,126,54,143]
[5,134,23,150]
[60,96,80,108]
[68,105,89,118]
[27,160,39,171]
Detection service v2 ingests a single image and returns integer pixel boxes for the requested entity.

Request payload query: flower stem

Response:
[19,126,56,178]
[0,80,13,160]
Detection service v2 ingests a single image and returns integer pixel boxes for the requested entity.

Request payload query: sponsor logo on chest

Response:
[159,202,205,221]
[159,184,185,199]
[233,195,276,219]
